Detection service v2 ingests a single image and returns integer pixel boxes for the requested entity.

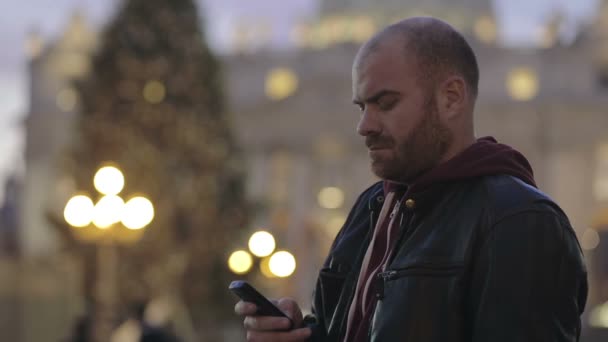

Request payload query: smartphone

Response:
[229,280,293,329]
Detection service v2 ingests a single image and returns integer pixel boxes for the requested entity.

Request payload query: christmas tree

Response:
[59,0,249,338]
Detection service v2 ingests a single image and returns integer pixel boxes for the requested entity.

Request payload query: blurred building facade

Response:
[11,12,96,342]
[12,0,608,341]
[22,12,97,258]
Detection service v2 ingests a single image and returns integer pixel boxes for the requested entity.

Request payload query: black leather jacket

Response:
[308,175,588,341]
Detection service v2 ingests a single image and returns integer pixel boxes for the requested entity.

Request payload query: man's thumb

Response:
[277,298,303,326]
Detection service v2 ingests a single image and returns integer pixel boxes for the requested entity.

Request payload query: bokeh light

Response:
[474,15,497,44]
[228,250,253,274]
[64,195,94,227]
[121,196,155,230]
[143,80,166,104]
[265,68,298,101]
[318,187,345,209]
[507,67,539,101]
[581,228,600,251]
[248,231,276,257]
[269,251,296,278]
[92,195,125,229]
[94,166,125,196]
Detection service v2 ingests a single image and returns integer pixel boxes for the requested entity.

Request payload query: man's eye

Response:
[378,99,396,111]
[355,103,364,111]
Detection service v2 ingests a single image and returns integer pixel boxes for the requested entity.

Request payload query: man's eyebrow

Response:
[352,89,401,104]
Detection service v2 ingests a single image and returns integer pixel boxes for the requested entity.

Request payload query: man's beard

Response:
[368,95,453,183]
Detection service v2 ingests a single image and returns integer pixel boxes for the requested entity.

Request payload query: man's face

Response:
[352,43,452,183]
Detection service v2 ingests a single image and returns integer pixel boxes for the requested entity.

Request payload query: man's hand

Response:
[235,297,312,342]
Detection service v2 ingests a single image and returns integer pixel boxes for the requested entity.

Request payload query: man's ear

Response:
[436,75,467,119]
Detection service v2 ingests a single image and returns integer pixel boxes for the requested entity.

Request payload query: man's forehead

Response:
[352,46,414,96]
[354,42,392,71]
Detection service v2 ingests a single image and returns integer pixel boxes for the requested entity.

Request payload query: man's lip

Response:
[368,146,390,151]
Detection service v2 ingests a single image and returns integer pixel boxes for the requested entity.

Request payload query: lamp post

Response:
[63,165,154,342]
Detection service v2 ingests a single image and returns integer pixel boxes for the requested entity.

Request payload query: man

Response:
[235,17,588,341]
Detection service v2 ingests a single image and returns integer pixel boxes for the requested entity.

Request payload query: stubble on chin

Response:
[369,153,403,182]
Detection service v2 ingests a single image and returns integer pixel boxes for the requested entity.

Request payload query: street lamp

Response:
[63,164,154,342]
[64,195,94,227]
[228,230,296,278]
[248,231,276,257]
[94,166,124,195]
[268,251,296,278]
[228,250,254,275]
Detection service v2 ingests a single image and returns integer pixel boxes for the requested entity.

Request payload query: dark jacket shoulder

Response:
[479,175,580,243]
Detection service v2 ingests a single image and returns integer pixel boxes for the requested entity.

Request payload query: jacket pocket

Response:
[371,262,465,341]
[317,266,349,329]
[375,262,463,299]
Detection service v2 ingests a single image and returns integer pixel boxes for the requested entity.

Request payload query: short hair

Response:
[361,17,480,98]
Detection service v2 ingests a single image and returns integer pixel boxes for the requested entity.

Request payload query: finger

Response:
[246,327,312,342]
[244,315,293,331]
[235,301,258,316]
[276,298,299,316]
[276,298,302,326]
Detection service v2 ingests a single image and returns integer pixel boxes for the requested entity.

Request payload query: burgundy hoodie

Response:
[344,136,536,342]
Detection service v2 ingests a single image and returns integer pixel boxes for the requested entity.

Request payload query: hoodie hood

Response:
[384,136,536,194]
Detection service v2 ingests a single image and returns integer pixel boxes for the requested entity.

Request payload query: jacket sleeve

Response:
[469,208,588,342]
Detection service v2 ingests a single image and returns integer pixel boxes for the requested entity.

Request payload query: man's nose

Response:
[357,110,381,137]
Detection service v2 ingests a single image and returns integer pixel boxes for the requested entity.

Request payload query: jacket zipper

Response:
[380,264,464,279]
[367,196,407,339]
[386,210,413,266]
[375,264,464,300]
[336,207,378,340]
